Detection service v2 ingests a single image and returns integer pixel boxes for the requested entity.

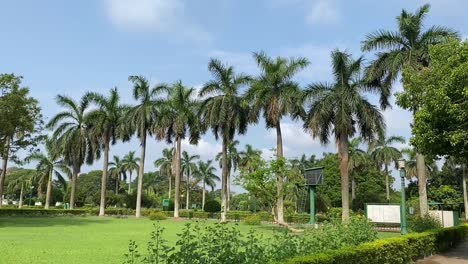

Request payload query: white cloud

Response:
[306,0,340,25]
[105,0,213,43]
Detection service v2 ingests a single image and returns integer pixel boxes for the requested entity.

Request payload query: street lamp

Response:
[398,159,408,235]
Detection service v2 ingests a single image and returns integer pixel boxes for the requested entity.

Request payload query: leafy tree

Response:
[303,50,385,221]
[181,151,199,210]
[47,94,99,209]
[193,160,219,210]
[158,81,200,217]
[369,134,405,202]
[25,140,69,209]
[154,148,174,199]
[246,52,309,224]
[124,75,163,217]
[85,87,125,216]
[6,168,33,208]
[0,74,43,207]
[123,151,140,194]
[216,139,241,210]
[347,138,368,201]
[108,155,127,194]
[199,58,251,221]
[362,4,459,215]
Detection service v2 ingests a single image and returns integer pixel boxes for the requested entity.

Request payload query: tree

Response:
[246,52,309,224]
[303,50,385,221]
[369,135,405,202]
[158,81,200,218]
[362,4,459,216]
[216,139,241,210]
[108,155,127,194]
[6,169,33,208]
[25,140,69,209]
[154,148,174,199]
[181,151,199,209]
[193,160,219,210]
[47,94,99,209]
[123,151,140,194]
[199,58,251,222]
[85,87,124,216]
[124,75,162,217]
[239,144,262,174]
[347,138,368,201]
[0,74,43,207]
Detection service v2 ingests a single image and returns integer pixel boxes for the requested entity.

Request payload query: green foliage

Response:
[0,208,134,216]
[203,200,221,213]
[148,212,167,221]
[410,214,442,233]
[244,214,261,225]
[125,192,154,210]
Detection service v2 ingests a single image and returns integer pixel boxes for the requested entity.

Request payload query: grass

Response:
[0,216,399,264]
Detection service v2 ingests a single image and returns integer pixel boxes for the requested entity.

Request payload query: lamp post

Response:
[309,185,315,225]
[398,159,408,235]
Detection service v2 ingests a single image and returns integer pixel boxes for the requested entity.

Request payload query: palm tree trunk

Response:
[70,165,79,209]
[99,137,110,216]
[227,171,231,211]
[462,164,467,220]
[351,175,356,201]
[174,136,182,218]
[385,164,390,203]
[338,135,350,221]
[202,182,206,210]
[0,137,11,208]
[221,137,228,222]
[135,133,146,218]
[186,171,190,210]
[115,175,119,194]
[19,183,24,209]
[168,173,172,199]
[275,123,285,224]
[128,171,132,194]
[416,153,428,216]
[45,170,53,209]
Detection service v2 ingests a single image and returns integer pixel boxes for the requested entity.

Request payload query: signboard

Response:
[429,210,455,228]
[366,204,401,224]
[162,199,170,207]
[304,167,324,186]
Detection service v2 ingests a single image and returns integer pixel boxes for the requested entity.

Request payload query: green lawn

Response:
[0,216,399,264]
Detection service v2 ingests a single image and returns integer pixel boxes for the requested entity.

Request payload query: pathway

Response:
[417,240,468,264]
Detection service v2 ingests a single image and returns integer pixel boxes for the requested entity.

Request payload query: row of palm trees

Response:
[29,4,457,222]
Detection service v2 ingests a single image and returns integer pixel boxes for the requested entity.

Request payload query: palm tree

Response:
[199,58,251,222]
[347,138,368,201]
[239,144,262,174]
[193,160,219,210]
[303,50,385,221]
[7,172,32,209]
[85,87,124,216]
[216,139,241,210]
[362,4,458,215]
[108,155,127,194]
[369,135,405,202]
[154,148,174,199]
[181,151,200,210]
[157,81,200,218]
[245,51,309,224]
[47,95,99,209]
[25,140,70,209]
[124,75,163,217]
[122,151,140,194]
[401,147,437,179]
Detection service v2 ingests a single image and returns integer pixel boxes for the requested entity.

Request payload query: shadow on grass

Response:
[0,216,112,228]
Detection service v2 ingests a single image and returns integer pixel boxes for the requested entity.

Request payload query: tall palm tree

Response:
[7,172,32,209]
[85,87,124,216]
[246,51,309,224]
[124,75,163,217]
[47,95,99,209]
[401,147,437,179]
[239,144,262,174]
[122,151,140,194]
[303,50,385,221]
[193,160,219,210]
[154,148,174,199]
[158,81,200,218]
[216,139,241,210]
[369,135,405,202]
[181,151,200,210]
[199,58,251,222]
[347,138,368,201]
[25,140,70,209]
[362,4,458,215]
[108,155,127,194]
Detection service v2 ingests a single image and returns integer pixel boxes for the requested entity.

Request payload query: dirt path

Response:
[417,240,468,264]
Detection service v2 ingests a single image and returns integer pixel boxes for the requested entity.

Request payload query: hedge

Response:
[281,224,467,264]
[0,208,134,216]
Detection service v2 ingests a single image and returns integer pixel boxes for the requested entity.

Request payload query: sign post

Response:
[304,167,324,226]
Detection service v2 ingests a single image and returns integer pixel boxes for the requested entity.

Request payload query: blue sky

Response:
[1,0,467,190]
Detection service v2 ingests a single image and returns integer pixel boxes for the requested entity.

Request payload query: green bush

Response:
[281,225,468,264]
[0,208,134,216]
[410,214,442,233]
[203,200,221,212]
[244,214,261,225]
[148,211,167,221]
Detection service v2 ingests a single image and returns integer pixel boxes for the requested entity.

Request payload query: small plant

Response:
[244,215,261,225]
[410,214,441,232]
[148,212,167,221]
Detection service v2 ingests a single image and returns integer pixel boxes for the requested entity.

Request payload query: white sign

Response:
[429,210,455,228]
[367,204,401,223]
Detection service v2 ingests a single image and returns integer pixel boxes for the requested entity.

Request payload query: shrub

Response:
[244,215,261,225]
[410,214,442,233]
[148,212,167,221]
[203,200,221,212]
[124,193,153,209]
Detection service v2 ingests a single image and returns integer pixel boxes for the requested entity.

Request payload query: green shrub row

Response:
[0,208,134,216]
[281,224,468,264]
